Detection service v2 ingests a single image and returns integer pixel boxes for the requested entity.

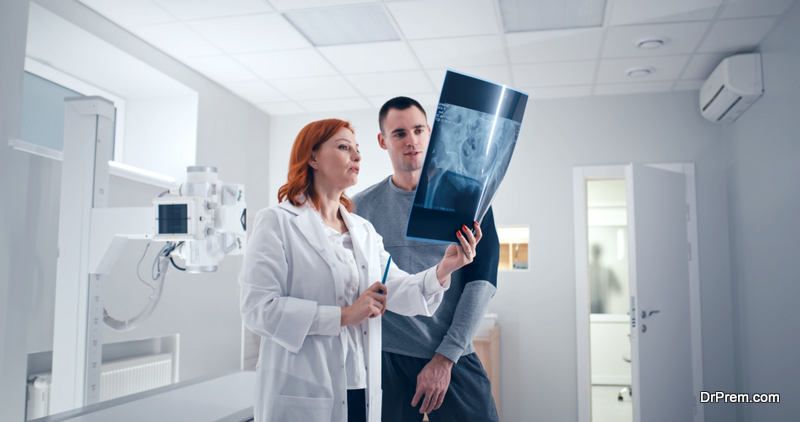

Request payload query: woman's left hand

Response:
[436,222,482,283]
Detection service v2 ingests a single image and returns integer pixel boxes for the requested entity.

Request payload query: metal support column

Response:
[50,96,115,413]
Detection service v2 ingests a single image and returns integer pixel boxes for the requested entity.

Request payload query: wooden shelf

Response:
[473,325,501,421]
[499,242,528,270]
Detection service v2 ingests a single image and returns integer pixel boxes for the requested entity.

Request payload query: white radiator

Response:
[26,353,173,420]
[99,353,173,402]
[26,375,51,420]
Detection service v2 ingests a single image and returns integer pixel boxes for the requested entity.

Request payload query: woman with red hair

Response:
[239,119,481,422]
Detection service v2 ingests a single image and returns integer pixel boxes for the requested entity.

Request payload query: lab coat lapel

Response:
[280,201,336,268]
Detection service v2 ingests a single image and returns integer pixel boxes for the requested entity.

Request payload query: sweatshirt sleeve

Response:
[435,207,500,362]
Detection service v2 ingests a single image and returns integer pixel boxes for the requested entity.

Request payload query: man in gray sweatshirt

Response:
[352,97,500,422]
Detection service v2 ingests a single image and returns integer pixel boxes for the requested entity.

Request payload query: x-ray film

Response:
[407,70,528,243]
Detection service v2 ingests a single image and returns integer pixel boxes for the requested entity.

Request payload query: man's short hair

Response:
[378,96,427,134]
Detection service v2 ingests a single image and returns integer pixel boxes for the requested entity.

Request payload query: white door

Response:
[626,163,694,422]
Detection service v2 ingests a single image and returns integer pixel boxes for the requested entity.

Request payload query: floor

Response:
[591,385,632,422]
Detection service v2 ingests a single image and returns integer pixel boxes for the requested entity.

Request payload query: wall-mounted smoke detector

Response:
[636,38,666,49]
[626,67,654,78]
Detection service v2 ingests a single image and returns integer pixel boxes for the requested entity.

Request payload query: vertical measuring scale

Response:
[85,100,114,405]
[85,274,103,404]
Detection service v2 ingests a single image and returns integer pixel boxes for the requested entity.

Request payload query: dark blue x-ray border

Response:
[438,70,528,123]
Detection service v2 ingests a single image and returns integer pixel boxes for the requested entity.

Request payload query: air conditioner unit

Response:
[699,53,763,123]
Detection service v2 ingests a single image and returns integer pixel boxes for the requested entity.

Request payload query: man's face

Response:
[378,107,430,174]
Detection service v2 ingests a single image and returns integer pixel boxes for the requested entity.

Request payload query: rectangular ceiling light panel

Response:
[283,4,400,46]
[499,0,608,32]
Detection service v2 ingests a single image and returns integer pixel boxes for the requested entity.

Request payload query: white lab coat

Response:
[239,200,447,422]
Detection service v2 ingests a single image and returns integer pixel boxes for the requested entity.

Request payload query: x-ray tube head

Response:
[152,166,247,271]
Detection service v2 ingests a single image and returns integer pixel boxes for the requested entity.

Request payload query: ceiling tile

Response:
[223,80,288,103]
[499,0,607,32]
[186,14,311,54]
[594,81,674,95]
[596,55,690,84]
[256,101,306,115]
[181,55,260,82]
[506,28,602,64]
[697,17,778,53]
[524,85,592,99]
[79,0,177,27]
[269,0,378,10]
[235,49,337,79]
[317,41,419,74]
[718,0,796,19]
[130,23,222,59]
[283,4,399,46]
[681,53,728,79]
[298,97,373,113]
[152,0,274,20]
[601,22,711,58]
[409,35,506,68]
[427,66,513,92]
[346,70,435,97]
[674,79,706,91]
[386,0,499,40]
[608,0,723,26]
[270,75,360,100]
[511,61,596,87]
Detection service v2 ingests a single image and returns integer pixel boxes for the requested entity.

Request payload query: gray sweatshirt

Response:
[352,176,500,362]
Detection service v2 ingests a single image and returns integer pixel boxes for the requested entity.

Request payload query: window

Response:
[17,57,126,161]
[15,2,199,182]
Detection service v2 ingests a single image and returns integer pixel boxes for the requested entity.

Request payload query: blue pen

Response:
[380,255,392,294]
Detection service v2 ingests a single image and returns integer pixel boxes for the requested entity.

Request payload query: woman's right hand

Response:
[341,282,388,327]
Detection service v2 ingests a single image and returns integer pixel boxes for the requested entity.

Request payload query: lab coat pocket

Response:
[273,395,333,420]
[369,389,382,421]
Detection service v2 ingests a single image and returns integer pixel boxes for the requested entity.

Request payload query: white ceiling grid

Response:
[74,0,798,115]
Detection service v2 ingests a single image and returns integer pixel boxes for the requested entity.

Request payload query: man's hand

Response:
[411,353,454,414]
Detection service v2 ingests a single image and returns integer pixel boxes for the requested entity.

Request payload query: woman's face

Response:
[310,127,361,191]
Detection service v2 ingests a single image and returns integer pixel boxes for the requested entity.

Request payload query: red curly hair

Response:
[278,119,355,212]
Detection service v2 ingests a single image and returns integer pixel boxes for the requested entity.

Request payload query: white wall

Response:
[123,95,199,181]
[269,90,737,421]
[489,92,736,422]
[724,3,800,421]
[1,0,270,418]
[1,1,34,419]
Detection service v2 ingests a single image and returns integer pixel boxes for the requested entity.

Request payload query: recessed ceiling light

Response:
[626,67,654,78]
[499,0,608,32]
[283,4,399,47]
[636,38,666,50]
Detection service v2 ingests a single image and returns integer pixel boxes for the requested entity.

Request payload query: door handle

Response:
[641,310,660,319]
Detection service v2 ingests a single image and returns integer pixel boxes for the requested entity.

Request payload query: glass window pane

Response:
[20,72,84,152]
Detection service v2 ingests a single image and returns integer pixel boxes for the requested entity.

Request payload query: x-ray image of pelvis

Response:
[419,103,521,222]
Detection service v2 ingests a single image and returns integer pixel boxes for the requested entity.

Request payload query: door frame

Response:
[573,163,704,422]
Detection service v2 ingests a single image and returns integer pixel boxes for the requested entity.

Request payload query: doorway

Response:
[573,164,705,422]
[587,179,632,422]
